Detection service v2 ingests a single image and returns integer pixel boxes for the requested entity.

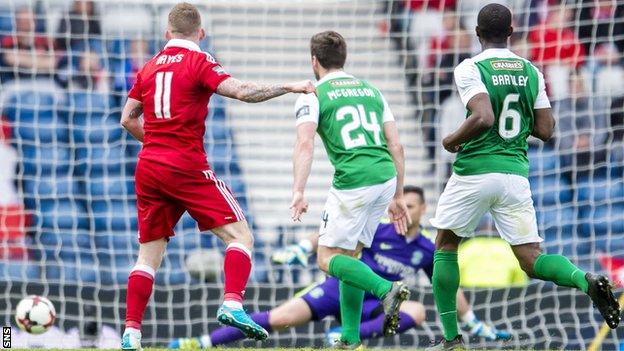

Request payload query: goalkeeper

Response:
[169,186,510,349]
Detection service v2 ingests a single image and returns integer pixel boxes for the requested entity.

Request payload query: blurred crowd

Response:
[383,0,624,180]
[0,1,152,96]
[0,1,254,284]
[0,0,621,284]
[0,1,151,263]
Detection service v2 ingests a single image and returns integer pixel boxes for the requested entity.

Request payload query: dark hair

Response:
[310,31,347,69]
[404,185,425,203]
[477,3,512,43]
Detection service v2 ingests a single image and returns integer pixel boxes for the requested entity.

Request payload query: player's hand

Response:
[288,80,316,95]
[443,136,461,153]
[388,196,412,235]
[290,191,309,222]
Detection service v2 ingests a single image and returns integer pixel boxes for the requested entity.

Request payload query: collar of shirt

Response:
[316,71,354,86]
[472,47,518,61]
[404,226,424,244]
[164,38,201,52]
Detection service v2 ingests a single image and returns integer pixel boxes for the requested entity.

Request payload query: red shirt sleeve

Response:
[194,52,231,92]
[128,71,143,101]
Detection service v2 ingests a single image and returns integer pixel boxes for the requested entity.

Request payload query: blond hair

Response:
[168,2,201,37]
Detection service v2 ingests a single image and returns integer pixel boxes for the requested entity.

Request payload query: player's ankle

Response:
[445,333,460,342]
[124,322,141,334]
[124,326,141,335]
[222,299,243,309]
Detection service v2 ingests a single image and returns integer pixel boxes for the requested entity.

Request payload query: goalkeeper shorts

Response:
[299,277,383,321]
[430,172,542,246]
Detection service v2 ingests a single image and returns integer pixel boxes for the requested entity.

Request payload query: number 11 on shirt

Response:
[154,71,173,119]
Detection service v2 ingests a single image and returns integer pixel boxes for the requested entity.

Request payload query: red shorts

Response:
[134,159,245,243]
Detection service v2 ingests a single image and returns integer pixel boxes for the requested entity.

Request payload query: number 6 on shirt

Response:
[154,71,174,119]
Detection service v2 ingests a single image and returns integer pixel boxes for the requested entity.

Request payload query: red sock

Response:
[125,264,155,330]
[223,243,252,304]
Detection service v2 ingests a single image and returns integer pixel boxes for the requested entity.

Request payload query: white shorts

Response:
[318,177,397,250]
[430,173,542,246]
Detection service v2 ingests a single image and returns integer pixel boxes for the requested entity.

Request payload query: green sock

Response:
[339,281,364,345]
[432,250,460,341]
[328,254,392,299]
[533,254,588,293]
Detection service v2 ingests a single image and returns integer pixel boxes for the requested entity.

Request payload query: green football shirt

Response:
[294,71,396,190]
[452,48,551,178]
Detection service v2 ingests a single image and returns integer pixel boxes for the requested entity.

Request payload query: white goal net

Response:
[0,0,622,349]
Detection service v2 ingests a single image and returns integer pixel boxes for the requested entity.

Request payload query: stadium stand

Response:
[0,1,254,288]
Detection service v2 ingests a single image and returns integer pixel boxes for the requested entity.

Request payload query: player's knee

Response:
[136,239,167,269]
[316,255,331,273]
[400,302,425,325]
[218,222,254,249]
[234,231,254,249]
[437,243,459,252]
[516,252,540,277]
[268,310,293,330]
[513,244,542,278]
[519,258,538,278]
[435,230,461,251]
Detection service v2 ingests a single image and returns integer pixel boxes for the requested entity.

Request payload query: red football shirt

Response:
[128,39,231,171]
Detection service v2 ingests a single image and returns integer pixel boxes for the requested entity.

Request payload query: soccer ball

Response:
[185,248,223,282]
[14,295,56,334]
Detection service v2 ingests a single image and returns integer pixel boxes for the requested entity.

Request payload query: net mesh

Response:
[0,0,622,349]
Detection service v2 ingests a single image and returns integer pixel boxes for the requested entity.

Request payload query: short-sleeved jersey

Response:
[128,39,231,171]
[294,71,396,190]
[360,220,436,284]
[452,48,551,178]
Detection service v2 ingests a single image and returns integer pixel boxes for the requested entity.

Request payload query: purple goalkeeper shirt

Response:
[360,222,436,282]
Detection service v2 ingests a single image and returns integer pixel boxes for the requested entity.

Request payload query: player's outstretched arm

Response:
[120,97,144,142]
[532,108,555,141]
[384,121,411,235]
[216,77,316,103]
[290,122,316,222]
[442,93,495,153]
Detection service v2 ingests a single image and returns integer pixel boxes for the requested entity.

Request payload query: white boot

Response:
[121,328,143,351]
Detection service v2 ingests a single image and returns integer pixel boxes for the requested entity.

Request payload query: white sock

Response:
[460,310,477,325]
[223,300,243,309]
[200,335,212,347]
[124,327,141,335]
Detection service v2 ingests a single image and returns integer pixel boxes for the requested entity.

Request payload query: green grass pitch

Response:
[7,349,556,351]
[9,349,380,351]
[6,350,422,351]
[3,347,418,351]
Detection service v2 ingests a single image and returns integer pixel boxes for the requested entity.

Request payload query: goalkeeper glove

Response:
[462,312,512,341]
[270,243,311,267]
